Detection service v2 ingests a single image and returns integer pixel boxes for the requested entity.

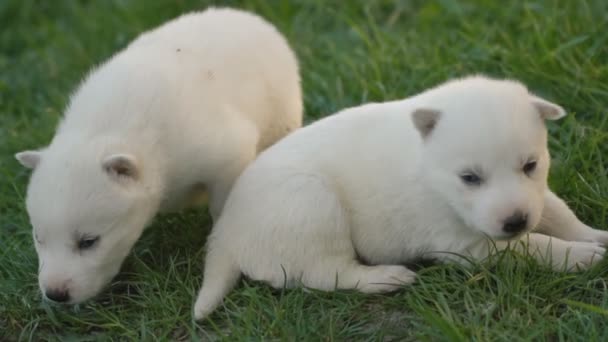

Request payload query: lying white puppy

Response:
[15,8,302,304]
[194,76,608,320]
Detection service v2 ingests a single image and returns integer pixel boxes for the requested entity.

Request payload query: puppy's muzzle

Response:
[44,288,70,303]
[502,211,528,235]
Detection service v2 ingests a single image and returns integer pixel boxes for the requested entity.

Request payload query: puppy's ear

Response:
[412,108,441,139]
[530,95,566,121]
[15,150,44,169]
[102,154,139,181]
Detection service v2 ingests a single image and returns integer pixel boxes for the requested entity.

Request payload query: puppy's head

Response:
[413,76,565,239]
[16,146,160,304]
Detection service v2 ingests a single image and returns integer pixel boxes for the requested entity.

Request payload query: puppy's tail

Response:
[193,244,241,321]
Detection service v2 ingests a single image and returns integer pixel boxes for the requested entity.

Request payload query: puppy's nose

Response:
[45,288,70,303]
[502,211,528,234]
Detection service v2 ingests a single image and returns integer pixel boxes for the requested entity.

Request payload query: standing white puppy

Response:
[15,8,302,304]
[194,76,608,320]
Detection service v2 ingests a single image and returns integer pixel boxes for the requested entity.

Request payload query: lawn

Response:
[1,0,608,340]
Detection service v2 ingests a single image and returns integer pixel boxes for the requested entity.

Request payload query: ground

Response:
[1,0,608,340]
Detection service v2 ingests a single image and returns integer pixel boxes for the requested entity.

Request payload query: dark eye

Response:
[523,161,537,175]
[78,236,99,250]
[460,172,483,186]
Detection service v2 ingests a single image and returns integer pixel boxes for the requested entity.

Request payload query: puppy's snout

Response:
[502,211,528,235]
[45,288,70,303]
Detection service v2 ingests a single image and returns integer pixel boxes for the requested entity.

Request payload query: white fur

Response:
[16,8,302,304]
[193,76,608,320]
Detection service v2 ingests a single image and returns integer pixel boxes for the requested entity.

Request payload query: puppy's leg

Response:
[193,237,241,321]
[300,259,416,293]
[535,189,608,244]
[469,233,605,272]
[255,174,415,294]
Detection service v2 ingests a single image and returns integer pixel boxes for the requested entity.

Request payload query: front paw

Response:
[358,265,416,293]
[576,226,608,246]
[555,241,605,272]
[588,229,608,245]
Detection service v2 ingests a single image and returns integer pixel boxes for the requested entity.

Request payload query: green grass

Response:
[1,0,608,340]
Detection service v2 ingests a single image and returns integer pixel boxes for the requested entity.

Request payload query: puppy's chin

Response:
[491,234,523,241]
[471,225,531,241]
[63,288,104,305]
[56,276,112,305]
[488,229,531,241]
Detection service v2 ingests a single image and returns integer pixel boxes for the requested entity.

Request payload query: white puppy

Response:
[15,8,302,304]
[193,76,608,320]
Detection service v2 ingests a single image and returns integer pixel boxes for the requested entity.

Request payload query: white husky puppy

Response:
[15,8,302,304]
[193,76,608,320]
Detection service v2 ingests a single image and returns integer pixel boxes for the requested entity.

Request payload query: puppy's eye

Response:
[78,236,99,250]
[460,172,483,186]
[523,161,537,175]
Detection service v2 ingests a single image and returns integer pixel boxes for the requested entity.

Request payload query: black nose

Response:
[45,289,70,303]
[502,212,528,234]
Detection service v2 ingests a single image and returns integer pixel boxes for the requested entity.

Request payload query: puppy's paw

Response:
[359,265,416,293]
[193,291,222,321]
[584,229,608,246]
[557,241,605,272]
[193,299,212,321]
